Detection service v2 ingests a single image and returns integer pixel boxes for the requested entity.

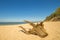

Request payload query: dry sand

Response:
[0,22,60,40]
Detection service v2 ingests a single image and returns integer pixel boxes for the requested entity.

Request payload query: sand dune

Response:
[0,22,60,40]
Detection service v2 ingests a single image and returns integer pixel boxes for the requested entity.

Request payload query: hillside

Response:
[44,8,60,21]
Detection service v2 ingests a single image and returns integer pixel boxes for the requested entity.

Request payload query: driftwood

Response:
[19,20,48,38]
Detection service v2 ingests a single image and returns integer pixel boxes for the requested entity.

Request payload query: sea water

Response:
[0,22,26,25]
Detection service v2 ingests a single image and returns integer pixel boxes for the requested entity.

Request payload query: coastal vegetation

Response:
[44,7,60,21]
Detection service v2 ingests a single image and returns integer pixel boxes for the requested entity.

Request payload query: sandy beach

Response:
[0,22,60,40]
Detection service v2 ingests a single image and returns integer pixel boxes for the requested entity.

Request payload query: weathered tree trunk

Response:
[19,20,48,38]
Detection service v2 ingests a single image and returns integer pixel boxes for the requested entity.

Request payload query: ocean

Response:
[0,22,26,25]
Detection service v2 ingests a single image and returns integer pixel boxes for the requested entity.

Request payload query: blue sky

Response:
[0,0,60,22]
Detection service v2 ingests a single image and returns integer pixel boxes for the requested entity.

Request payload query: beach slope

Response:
[0,22,60,40]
